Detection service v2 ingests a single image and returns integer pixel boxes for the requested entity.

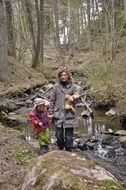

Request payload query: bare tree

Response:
[53,0,61,57]
[5,0,16,57]
[32,0,41,68]
[123,0,126,22]
[40,0,44,71]
[86,0,92,50]
[0,0,9,80]
[24,0,36,63]
[110,0,115,61]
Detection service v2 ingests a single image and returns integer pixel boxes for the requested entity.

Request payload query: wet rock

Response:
[38,89,44,93]
[119,137,126,148]
[1,116,20,127]
[81,110,91,118]
[25,99,33,106]
[86,142,95,150]
[21,151,122,190]
[78,142,88,150]
[105,109,117,117]
[14,107,31,115]
[102,136,113,146]
[91,136,98,143]
[15,101,26,107]
[94,102,113,111]
[76,136,99,151]
[101,129,115,135]
[106,149,116,159]
[119,115,126,129]
[0,100,19,112]
[115,130,126,136]
[44,83,54,90]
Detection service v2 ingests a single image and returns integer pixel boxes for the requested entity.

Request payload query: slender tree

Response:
[123,0,126,22]
[40,0,44,71]
[0,0,9,79]
[5,0,16,57]
[53,0,61,57]
[86,0,92,49]
[24,0,36,63]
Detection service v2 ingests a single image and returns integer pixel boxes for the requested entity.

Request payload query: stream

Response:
[76,109,126,189]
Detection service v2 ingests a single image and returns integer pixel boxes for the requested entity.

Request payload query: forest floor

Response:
[0,123,38,190]
[0,56,47,96]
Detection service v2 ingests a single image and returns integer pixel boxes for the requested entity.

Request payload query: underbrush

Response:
[86,58,126,112]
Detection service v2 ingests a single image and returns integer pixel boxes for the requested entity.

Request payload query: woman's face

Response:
[59,72,69,82]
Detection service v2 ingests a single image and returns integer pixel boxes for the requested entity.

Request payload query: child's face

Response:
[36,104,45,112]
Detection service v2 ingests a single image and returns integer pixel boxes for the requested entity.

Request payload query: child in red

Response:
[29,98,51,154]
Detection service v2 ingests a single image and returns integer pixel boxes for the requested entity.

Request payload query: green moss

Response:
[11,145,37,165]
[0,122,5,130]
[36,164,89,190]
[43,64,57,79]
[23,152,124,190]
[96,180,123,190]
[83,159,96,169]
[16,113,28,123]
[33,154,97,190]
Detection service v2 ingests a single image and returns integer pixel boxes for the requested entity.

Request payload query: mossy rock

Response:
[21,151,123,190]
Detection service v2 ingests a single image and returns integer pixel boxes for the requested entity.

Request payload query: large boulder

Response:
[21,150,123,190]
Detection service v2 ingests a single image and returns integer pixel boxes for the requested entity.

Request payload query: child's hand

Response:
[49,114,54,119]
[39,122,43,127]
[48,114,54,122]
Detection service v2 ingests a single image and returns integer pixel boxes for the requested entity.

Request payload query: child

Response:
[29,98,51,154]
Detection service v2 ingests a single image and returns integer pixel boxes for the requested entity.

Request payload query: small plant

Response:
[11,145,36,165]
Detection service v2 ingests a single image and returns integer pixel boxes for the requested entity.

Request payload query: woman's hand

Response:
[65,94,74,103]
[67,96,74,103]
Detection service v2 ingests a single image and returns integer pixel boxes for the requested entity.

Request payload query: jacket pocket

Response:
[54,108,60,119]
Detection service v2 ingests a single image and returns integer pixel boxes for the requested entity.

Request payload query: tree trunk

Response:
[0,0,9,80]
[24,0,36,63]
[5,0,16,57]
[123,0,126,23]
[53,0,61,59]
[110,0,115,61]
[40,0,44,72]
[68,0,72,54]
[32,0,41,68]
[86,0,92,50]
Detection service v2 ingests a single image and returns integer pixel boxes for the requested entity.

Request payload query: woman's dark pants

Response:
[56,123,73,150]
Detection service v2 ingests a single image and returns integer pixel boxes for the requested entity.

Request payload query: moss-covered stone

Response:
[21,151,123,190]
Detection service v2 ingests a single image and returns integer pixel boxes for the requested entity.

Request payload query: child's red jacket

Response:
[29,108,51,133]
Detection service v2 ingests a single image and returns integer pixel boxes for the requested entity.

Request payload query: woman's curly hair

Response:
[57,66,73,83]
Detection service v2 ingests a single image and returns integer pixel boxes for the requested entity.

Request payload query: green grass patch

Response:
[11,145,37,165]
[97,180,123,190]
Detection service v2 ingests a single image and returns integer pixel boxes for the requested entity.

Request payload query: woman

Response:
[49,67,80,151]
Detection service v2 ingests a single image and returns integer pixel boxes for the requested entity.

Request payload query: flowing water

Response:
[76,109,126,188]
